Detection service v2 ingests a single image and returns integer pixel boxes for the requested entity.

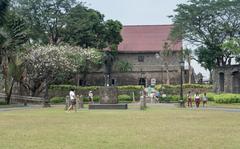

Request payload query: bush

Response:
[117,85,144,91]
[82,96,100,102]
[49,85,99,91]
[213,93,240,104]
[0,101,7,105]
[50,97,65,104]
[159,95,186,103]
[118,94,132,102]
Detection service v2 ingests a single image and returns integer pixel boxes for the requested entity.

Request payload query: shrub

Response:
[82,96,100,102]
[118,94,132,102]
[50,97,65,104]
[214,94,240,104]
[0,101,7,105]
[117,85,144,91]
[49,85,99,91]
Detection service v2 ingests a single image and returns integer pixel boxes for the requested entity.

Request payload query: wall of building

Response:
[213,65,240,93]
[78,51,185,86]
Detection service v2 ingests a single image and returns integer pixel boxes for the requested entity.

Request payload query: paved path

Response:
[1,103,240,113]
[0,105,42,112]
[131,103,240,113]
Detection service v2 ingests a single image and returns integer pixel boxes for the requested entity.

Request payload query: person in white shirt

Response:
[202,92,208,107]
[68,89,76,112]
[88,91,93,104]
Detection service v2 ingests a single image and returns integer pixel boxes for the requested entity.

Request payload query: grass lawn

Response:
[0,106,240,149]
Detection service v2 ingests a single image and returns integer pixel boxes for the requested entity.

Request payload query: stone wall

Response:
[77,51,187,86]
[213,65,240,93]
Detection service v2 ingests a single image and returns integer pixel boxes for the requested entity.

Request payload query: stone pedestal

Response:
[99,86,118,104]
[89,86,128,110]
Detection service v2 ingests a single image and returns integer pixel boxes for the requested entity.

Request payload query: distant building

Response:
[213,65,240,93]
[79,25,193,86]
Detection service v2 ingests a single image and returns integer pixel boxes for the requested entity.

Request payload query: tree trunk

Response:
[1,56,12,104]
[209,70,213,84]
[43,78,50,107]
[5,80,15,104]
[187,57,191,84]
[166,65,170,85]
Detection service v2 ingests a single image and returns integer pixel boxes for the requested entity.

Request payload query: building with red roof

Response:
[78,25,193,86]
[118,25,182,53]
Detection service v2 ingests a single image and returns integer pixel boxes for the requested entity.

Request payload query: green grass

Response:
[0,106,240,149]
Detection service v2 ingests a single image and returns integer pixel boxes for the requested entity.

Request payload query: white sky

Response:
[82,0,210,80]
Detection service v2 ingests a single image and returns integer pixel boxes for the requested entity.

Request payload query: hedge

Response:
[50,97,65,104]
[118,94,132,102]
[49,85,99,91]
[213,93,240,104]
[49,85,144,91]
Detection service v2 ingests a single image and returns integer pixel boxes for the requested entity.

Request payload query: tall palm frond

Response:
[0,0,10,26]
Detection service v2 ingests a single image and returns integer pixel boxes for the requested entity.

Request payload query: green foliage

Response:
[64,4,122,49]
[213,94,240,104]
[82,96,100,102]
[49,85,99,91]
[12,0,77,44]
[115,61,132,72]
[118,94,132,102]
[0,0,9,26]
[117,85,144,91]
[155,84,213,95]
[0,101,7,105]
[222,38,240,63]
[50,97,65,104]
[171,0,240,67]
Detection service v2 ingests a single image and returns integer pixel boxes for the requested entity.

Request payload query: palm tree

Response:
[183,48,194,84]
[160,42,173,85]
[0,0,9,26]
[0,12,28,104]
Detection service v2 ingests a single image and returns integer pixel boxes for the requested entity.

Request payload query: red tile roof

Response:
[118,25,182,53]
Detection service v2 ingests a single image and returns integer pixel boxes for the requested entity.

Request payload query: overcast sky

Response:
[82,0,209,79]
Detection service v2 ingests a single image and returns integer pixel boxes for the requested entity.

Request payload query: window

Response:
[138,56,144,62]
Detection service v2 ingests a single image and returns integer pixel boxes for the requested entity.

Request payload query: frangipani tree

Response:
[23,45,103,106]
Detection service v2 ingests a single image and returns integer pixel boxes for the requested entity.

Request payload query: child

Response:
[194,92,201,108]
[202,93,208,107]
[88,91,94,104]
[187,91,192,107]
[68,89,76,112]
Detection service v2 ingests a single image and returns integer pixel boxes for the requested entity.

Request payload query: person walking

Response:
[187,91,192,107]
[88,91,94,104]
[202,92,208,107]
[67,89,76,112]
[194,92,201,108]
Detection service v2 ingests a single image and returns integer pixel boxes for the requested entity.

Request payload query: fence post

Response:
[140,95,146,110]
[132,92,135,103]
[65,95,70,110]
[79,95,84,109]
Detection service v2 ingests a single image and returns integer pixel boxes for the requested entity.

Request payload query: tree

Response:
[64,4,123,49]
[115,61,133,72]
[22,45,103,105]
[0,0,9,26]
[70,48,103,86]
[64,4,106,48]
[11,0,77,44]
[183,48,194,84]
[195,46,215,83]
[159,42,173,85]
[64,4,122,85]
[170,0,240,69]
[0,12,28,104]
[222,37,240,63]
